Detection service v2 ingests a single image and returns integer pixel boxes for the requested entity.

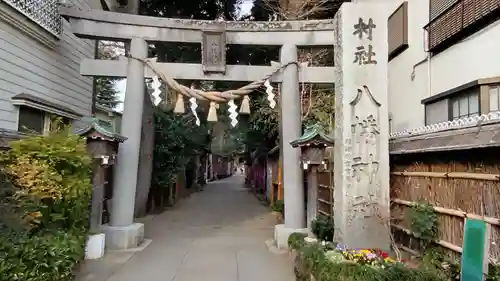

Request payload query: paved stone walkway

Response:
[77,175,294,281]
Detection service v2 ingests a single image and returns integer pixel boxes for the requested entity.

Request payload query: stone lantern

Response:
[290,124,334,229]
[75,117,126,259]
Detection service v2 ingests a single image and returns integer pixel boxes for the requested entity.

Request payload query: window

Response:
[388,2,408,60]
[489,85,500,113]
[423,77,500,125]
[450,92,479,120]
[18,106,44,134]
[425,99,449,125]
[425,0,500,54]
[18,106,71,135]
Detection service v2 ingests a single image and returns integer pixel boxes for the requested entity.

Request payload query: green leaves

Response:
[0,128,92,231]
[152,108,210,188]
[294,241,447,281]
[311,215,334,242]
[407,202,439,249]
[271,199,284,214]
[0,127,91,281]
[0,230,85,281]
[288,232,308,250]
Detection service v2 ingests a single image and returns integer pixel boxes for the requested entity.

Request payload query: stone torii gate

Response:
[61,2,391,251]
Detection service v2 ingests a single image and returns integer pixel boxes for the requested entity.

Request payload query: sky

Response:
[113,0,254,112]
[239,0,254,17]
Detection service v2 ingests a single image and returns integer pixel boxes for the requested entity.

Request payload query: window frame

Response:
[17,106,72,135]
[424,98,450,125]
[448,91,480,120]
[17,106,45,134]
[488,84,500,113]
[423,77,500,126]
[388,1,409,61]
[425,0,500,54]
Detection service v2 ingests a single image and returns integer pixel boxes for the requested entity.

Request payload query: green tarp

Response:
[461,218,489,281]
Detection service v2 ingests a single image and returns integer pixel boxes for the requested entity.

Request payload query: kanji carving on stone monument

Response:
[343,137,353,190]
[353,17,377,65]
[348,192,379,224]
[353,17,376,40]
[354,45,377,65]
[348,85,381,223]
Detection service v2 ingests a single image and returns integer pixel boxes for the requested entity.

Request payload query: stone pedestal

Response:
[108,38,148,249]
[85,233,106,259]
[333,3,391,250]
[274,224,309,249]
[102,223,145,250]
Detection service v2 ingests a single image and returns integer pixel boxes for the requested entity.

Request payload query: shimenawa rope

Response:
[127,55,296,116]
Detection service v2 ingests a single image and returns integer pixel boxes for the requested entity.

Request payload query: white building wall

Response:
[353,0,500,132]
[0,0,101,131]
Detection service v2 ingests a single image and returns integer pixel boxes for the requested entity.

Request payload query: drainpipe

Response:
[425,21,432,98]
[427,49,432,98]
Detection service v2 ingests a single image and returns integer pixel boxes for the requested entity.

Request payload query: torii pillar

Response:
[274,44,308,249]
[102,38,148,250]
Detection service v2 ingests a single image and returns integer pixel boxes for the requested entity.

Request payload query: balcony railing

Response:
[425,0,500,53]
[4,0,62,37]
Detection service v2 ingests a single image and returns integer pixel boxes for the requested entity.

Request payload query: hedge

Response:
[290,234,448,281]
[0,230,85,281]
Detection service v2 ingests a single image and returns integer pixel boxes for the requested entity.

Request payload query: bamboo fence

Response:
[390,158,500,260]
[317,167,333,217]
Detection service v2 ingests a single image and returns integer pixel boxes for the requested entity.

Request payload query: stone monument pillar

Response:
[103,38,148,250]
[333,3,390,250]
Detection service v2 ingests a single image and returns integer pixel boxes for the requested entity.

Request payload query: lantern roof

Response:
[74,116,127,143]
[290,123,334,148]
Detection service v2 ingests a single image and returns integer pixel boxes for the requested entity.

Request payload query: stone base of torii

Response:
[61,1,392,252]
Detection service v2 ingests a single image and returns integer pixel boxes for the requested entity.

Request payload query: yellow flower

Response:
[28,211,42,218]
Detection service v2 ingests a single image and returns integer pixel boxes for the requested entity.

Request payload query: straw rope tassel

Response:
[207,101,218,122]
[239,95,250,114]
[174,93,185,113]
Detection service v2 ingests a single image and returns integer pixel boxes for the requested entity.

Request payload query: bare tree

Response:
[263,0,342,20]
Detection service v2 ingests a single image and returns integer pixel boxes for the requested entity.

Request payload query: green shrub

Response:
[407,202,438,250]
[300,242,328,275]
[487,263,500,281]
[0,127,92,281]
[288,232,308,250]
[0,229,85,281]
[318,262,384,281]
[311,214,334,241]
[383,264,446,281]
[271,199,284,215]
[295,241,448,281]
[0,128,92,231]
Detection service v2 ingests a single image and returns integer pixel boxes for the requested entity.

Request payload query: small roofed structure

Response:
[75,117,126,259]
[291,123,334,229]
[75,117,127,163]
[76,116,126,142]
[290,124,334,166]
